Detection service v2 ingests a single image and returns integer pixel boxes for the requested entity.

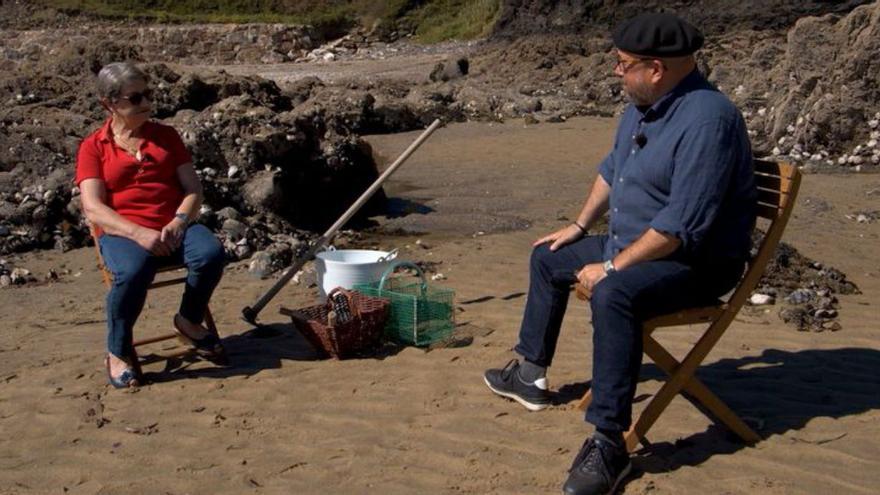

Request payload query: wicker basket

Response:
[280,288,390,359]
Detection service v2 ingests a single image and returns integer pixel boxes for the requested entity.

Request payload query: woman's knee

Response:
[189,236,226,272]
[103,246,153,286]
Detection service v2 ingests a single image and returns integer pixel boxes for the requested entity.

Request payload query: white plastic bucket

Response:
[314,247,398,300]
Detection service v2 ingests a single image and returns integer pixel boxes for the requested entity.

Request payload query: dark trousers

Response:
[514,235,743,432]
[99,224,226,359]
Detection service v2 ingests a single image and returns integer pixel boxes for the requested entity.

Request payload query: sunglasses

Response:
[117,89,154,106]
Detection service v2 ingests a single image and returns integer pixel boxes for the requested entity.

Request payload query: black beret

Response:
[613,13,704,57]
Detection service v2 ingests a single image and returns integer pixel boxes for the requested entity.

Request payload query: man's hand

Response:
[160,217,187,251]
[134,227,173,256]
[534,224,585,251]
[576,262,607,297]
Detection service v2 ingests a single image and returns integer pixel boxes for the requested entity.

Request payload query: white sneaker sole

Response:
[483,376,550,412]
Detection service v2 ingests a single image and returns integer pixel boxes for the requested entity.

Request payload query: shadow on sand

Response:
[556,347,880,481]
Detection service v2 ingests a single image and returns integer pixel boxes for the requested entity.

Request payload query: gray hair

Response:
[96,62,150,101]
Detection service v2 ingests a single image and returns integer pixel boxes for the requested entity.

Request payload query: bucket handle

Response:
[377,248,399,263]
[378,260,428,295]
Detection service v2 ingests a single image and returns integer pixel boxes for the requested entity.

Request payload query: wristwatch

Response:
[603,259,617,274]
[174,212,190,225]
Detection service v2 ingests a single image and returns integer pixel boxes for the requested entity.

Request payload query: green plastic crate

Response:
[354,261,455,346]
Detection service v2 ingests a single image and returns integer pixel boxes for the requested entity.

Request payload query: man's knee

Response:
[529,243,553,271]
[590,278,633,316]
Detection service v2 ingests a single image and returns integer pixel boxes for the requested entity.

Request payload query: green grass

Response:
[38,1,358,27]
[37,0,501,42]
[406,0,501,43]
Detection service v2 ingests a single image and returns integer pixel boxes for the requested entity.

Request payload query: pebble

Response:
[247,251,273,278]
[749,293,775,306]
[814,308,838,319]
[786,288,814,305]
[431,273,446,281]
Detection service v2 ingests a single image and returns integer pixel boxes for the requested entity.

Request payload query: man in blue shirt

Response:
[483,13,756,495]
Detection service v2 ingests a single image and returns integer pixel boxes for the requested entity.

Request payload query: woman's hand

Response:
[533,223,585,251]
[160,217,187,251]
[134,227,173,256]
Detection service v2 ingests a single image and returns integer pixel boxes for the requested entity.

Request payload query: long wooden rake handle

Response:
[242,118,443,324]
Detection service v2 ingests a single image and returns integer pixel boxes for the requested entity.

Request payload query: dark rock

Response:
[429,57,469,82]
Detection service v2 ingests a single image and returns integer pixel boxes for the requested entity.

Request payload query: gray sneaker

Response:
[483,359,551,411]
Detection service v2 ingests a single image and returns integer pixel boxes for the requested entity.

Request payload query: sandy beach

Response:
[1,116,879,494]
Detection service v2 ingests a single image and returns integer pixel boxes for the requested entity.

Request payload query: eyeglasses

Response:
[614,57,655,74]
[117,89,153,106]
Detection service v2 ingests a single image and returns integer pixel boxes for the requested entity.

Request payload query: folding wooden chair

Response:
[90,227,220,375]
[574,159,801,452]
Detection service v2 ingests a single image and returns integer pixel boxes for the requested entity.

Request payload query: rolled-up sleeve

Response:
[598,152,615,184]
[649,119,739,253]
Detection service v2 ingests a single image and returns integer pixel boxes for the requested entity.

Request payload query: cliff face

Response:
[479,0,880,166]
[491,0,873,37]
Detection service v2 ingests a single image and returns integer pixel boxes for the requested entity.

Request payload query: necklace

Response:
[112,128,143,161]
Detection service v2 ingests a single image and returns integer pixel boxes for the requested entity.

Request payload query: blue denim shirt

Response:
[598,70,756,264]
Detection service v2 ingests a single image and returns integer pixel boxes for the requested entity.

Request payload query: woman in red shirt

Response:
[77,62,227,388]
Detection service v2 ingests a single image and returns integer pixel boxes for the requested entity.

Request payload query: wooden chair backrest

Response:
[724,159,801,313]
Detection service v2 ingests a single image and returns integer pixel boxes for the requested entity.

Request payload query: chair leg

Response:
[644,336,760,445]
[624,316,746,452]
[130,346,144,379]
[204,306,219,336]
[576,389,592,411]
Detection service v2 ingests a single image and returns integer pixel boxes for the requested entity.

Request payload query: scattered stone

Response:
[785,288,814,305]
[429,57,469,82]
[749,293,775,306]
[221,219,248,242]
[248,251,273,279]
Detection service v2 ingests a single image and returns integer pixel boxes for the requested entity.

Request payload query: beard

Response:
[624,79,655,106]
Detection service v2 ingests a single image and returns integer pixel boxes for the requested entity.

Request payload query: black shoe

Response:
[563,436,631,495]
[483,359,550,411]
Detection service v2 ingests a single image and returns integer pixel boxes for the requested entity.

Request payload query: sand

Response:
[1,117,879,494]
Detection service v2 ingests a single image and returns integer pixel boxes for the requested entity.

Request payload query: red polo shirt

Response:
[76,119,192,231]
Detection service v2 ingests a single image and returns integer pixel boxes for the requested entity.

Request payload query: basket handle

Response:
[326,287,362,320]
[378,260,428,295]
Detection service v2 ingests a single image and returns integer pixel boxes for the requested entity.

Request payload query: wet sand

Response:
[1,117,879,494]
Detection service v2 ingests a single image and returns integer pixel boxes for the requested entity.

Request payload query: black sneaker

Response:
[562,436,632,495]
[483,359,550,411]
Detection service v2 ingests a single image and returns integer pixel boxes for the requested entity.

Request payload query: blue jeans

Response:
[98,224,226,359]
[514,235,744,432]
